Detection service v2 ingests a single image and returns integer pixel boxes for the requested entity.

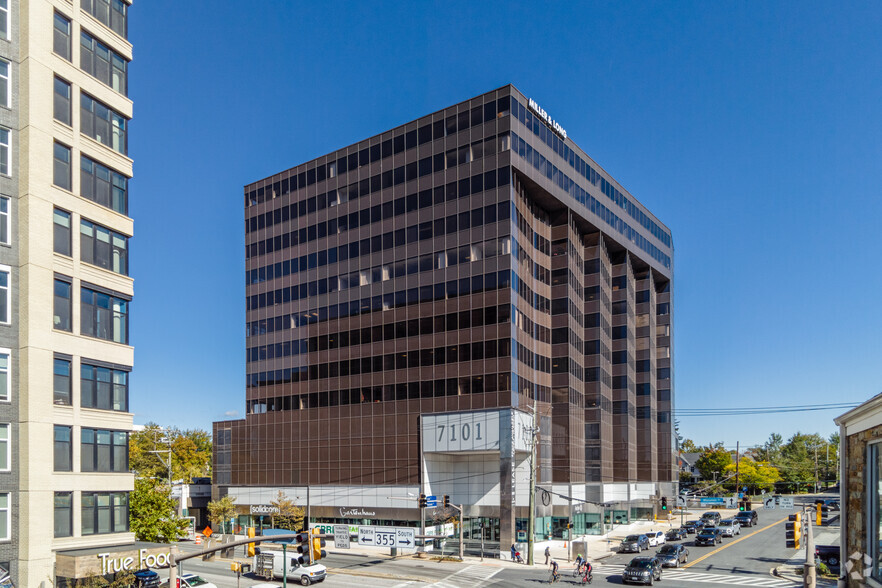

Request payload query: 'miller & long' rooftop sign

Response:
[528,98,567,139]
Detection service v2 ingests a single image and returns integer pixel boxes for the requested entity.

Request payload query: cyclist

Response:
[580,559,593,584]
[574,553,584,572]
[550,559,560,583]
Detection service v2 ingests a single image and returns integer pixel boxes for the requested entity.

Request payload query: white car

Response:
[648,531,666,546]
[718,519,741,537]
[160,574,217,588]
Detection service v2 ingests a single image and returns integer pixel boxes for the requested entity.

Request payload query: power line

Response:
[675,401,859,417]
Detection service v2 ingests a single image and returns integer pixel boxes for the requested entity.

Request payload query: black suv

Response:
[734,510,758,527]
[622,557,663,585]
[694,527,722,546]
[700,511,722,526]
[620,534,650,553]
[682,520,705,534]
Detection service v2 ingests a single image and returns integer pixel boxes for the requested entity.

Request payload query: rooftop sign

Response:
[528,98,567,139]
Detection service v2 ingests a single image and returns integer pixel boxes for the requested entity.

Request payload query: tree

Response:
[695,445,732,482]
[724,458,780,493]
[680,439,699,453]
[270,491,305,531]
[130,477,188,542]
[130,423,212,483]
[207,495,238,534]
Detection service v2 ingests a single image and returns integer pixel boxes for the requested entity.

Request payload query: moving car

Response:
[620,534,650,553]
[133,570,160,588]
[694,527,722,546]
[665,527,687,541]
[815,499,840,511]
[682,520,705,534]
[734,510,758,527]
[160,574,218,588]
[656,543,689,567]
[253,551,327,585]
[622,557,663,585]
[648,531,666,546]
[700,511,722,526]
[718,519,741,537]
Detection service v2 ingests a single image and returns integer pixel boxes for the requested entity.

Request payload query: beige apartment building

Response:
[0,1,144,585]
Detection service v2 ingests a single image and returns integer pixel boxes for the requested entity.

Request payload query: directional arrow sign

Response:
[357,526,415,548]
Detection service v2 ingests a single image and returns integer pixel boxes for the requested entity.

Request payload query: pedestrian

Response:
[544,545,551,565]
[511,543,517,562]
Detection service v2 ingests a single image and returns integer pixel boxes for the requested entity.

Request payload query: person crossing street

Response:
[544,545,551,565]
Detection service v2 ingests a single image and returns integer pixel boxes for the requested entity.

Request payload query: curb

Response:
[772,565,838,586]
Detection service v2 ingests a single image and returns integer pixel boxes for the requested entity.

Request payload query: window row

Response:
[53,208,129,275]
[54,357,129,411]
[55,491,128,538]
[248,135,509,235]
[246,165,511,260]
[248,199,511,287]
[249,372,514,413]
[249,303,512,361]
[246,96,512,207]
[82,0,128,39]
[510,132,671,269]
[511,97,671,248]
[81,30,127,95]
[53,425,128,472]
[249,233,511,316]
[53,279,129,344]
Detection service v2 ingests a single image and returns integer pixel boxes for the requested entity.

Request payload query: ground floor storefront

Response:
[54,542,175,586]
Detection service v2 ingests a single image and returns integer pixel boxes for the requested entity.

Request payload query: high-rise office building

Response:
[0,1,147,585]
[215,84,674,552]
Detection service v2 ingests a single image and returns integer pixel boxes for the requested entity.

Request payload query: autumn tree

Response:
[207,495,238,534]
[679,439,699,453]
[724,458,780,493]
[130,423,212,483]
[695,444,732,482]
[130,477,188,542]
[270,490,305,531]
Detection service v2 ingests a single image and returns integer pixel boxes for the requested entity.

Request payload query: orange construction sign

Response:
[203,526,213,537]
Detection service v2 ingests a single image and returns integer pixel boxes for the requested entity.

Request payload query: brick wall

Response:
[845,423,882,587]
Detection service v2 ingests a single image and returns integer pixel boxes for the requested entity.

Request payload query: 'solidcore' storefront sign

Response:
[250,504,281,515]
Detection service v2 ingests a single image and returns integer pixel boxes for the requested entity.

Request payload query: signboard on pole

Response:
[676,496,686,507]
[764,496,776,510]
[425,495,438,508]
[700,497,725,506]
[333,525,350,549]
[725,497,737,509]
[779,497,794,510]
[357,526,415,548]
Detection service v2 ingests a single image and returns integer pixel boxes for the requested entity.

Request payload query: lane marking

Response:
[683,516,790,569]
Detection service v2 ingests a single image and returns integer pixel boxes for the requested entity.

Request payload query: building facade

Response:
[215,85,675,553]
[835,393,882,587]
[0,1,139,585]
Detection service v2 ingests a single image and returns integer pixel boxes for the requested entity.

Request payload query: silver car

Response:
[718,519,741,537]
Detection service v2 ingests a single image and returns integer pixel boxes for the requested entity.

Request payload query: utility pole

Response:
[803,507,816,588]
[527,399,538,566]
[813,446,819,494]
[735,442,740,501]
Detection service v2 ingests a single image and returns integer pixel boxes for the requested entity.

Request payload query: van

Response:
[253,551,327,585]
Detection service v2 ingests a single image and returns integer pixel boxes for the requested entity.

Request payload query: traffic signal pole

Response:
[804,508,816,588]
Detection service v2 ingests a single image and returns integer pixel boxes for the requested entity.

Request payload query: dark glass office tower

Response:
[215,84,674,550]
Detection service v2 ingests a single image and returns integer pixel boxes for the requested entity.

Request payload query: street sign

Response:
[743,486,748,493]
[700,497,725,506]
[425,495,438,508]
[725,497,737,508]
[738,492,744,499]
[517,530,527,541]
[764,497,776,509]
[779,497,794,510]
[676,496,686,507]
[358,526,416,548]
[334,525,350,549]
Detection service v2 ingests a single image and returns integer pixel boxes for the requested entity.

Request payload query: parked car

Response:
[665,527,688,541]
[682,520,705,534]
[160,574,218,588]
[694,527,722,546]
[648,531,666,546]
[816,545,840,568]
[734,510,758,527]
[622,557,663,585]
[620,534,650,553]
[133,570,160,588]
[700,511,722,526]
[718,519,741,537]
[656,543,689,567]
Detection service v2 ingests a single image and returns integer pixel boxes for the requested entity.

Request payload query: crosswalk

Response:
[424,564,503,587]
[590,563,800,586]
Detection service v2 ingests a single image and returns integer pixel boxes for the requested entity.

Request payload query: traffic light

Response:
[246,527,256,557]
[661,497,667,511]
[418,493,427,508]
[296,531,312,563]
[739,501,746,511]
[443,495,450,508]
[311,528,327,561]
[785,513,802,549]
[816,504,828,526]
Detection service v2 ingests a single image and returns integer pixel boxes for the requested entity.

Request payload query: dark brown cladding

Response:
[218,84,674,490]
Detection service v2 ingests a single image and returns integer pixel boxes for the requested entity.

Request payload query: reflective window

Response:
[82,0,128,39]
[54,358,71,405]
[81,363,128,411]
[0,424,8,471]
[55,492,72,538]
[54,77,72,125]
[53,279,72,331]
[80,287,128,344]
[81,155,128,214]
[53,208,71,256]
[0,128,9,175]
[0,351,7,401]
[53,12,71,60]
[0,0,8,40]
[80,218,128,275]
[80,30,128,95]
[81,492,128,535]
[0,493,8,540]
[53,142,72,190]
[0,60,9,109]
[81,93,127,154]
[54,425,71,471]
[0,267,8,324]
[0,196,8,244]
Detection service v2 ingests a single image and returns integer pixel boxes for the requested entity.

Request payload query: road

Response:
[167,505,838,587]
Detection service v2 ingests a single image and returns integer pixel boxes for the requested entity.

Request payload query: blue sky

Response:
[128,2,882,448]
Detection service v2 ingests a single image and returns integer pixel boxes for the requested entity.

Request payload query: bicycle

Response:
[548,570,561,584]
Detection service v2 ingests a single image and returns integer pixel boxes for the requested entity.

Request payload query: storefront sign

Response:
[250,504,280,515]
[339,507,375,517]
[98,549,171,575]
[528,98,567,139]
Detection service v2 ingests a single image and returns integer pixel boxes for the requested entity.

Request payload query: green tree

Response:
[679,439,699,453]
[130,423,212,483]
[695,445,732,482]
[130,477,188,542]
[724,458,781,493]
[207,495,238,534]
[270,491,305,531]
